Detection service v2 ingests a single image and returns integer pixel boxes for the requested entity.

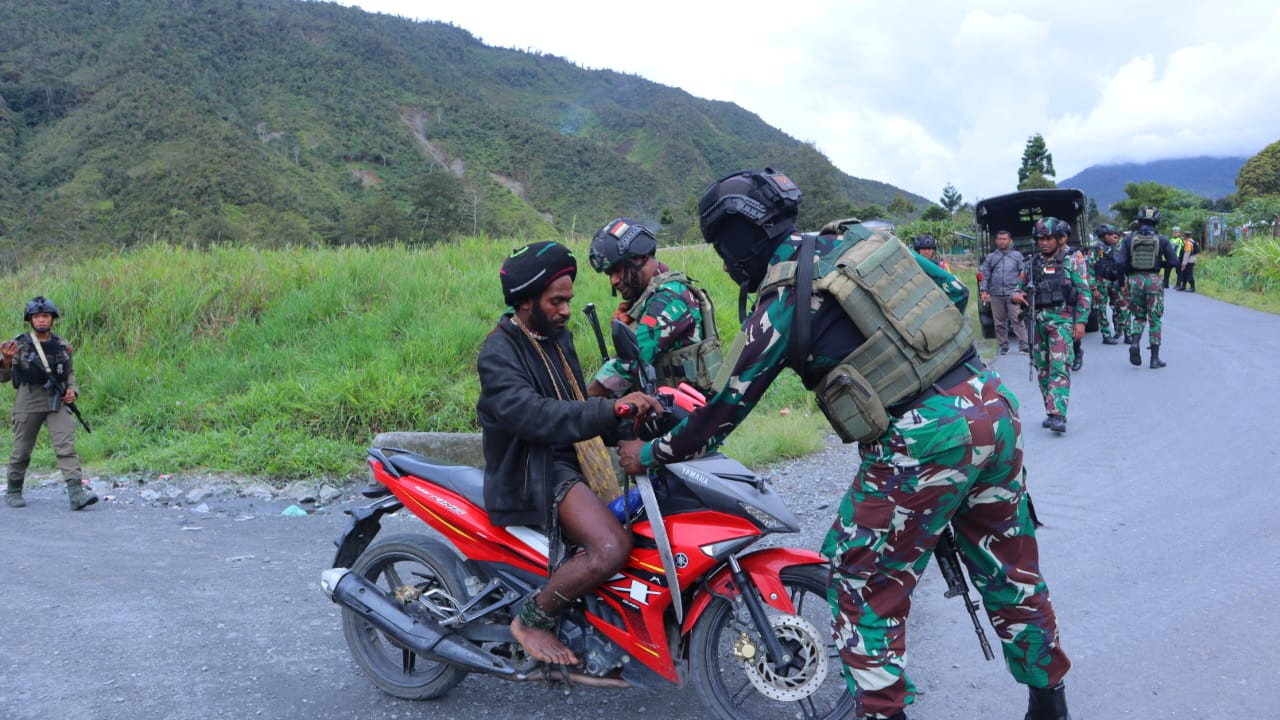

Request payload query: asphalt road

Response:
[2,288,1277,719]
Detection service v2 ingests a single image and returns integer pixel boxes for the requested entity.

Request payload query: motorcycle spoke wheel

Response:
[690,565,853,720]
[341,534,469,700]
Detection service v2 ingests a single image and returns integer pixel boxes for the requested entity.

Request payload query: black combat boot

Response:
[1149,344,1166,369]
[1042,416,1052,428]
[1025,681,1072,720]
[1102,333,1120,345]
[5,478,25,508]
[1070,341,1083,372]
[66,478,98,511]
[1047,414,1067,433]
[1129,337,1142,366]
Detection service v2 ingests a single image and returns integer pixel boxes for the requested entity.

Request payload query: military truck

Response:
[973,188,1096,339]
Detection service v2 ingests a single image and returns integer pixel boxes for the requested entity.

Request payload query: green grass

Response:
[0,239,827,483]
[1194,248,1280,315]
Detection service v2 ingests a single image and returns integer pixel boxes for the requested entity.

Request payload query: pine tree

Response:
[1018,134,1056,190]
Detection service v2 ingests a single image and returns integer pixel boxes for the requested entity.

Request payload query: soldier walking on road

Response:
[1057,230,1091,372]
[618,169,1073,720]
[1116,207,1179,369]
[1013,219,1091,434]
[1088,224,1129,345]
[0,297,97,510]
[980,229,1030,355]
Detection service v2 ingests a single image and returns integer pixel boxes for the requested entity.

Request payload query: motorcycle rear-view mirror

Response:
[612,320,640,363]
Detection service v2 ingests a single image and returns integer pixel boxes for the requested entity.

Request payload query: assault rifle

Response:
[10,347,92,433]
[935,526,994,660]
[582,303,610,364]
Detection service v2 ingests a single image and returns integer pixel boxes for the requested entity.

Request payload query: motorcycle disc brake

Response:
[738,614,828,701]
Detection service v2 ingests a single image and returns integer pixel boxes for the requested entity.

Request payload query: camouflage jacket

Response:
[640,228,968,466]
[592,267,709,395]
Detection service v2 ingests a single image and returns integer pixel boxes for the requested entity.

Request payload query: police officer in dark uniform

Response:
[0,297,97,510]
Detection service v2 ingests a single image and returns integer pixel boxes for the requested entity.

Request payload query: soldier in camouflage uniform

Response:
[1088,224,1128,345]
[586,218,721,398]
[1014,219,1091,434]
[1116,207,1178,369]
[1056,230,1091,372]
[618,169,1072,720]
[0,297,97,510]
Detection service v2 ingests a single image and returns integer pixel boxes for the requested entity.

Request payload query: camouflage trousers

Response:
[1127,272,1165,346]
[1094,278,1130,338]
[821,371,1071,719]
[1031,310,1073,417]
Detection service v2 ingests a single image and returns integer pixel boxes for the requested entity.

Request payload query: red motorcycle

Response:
[320,323,853,720]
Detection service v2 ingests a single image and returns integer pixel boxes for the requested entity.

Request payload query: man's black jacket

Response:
[476,317,618,527]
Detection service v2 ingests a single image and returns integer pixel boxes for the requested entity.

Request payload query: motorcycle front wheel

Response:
[690,564,855,720]
[341,533,469,700]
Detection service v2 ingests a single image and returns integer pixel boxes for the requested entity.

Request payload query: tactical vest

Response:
[1092,241,1119,280]
[1030,252,1075,307]
[1130,231,1160,272]
[757,229,974,443]
[10,334,71,389]
[627,271,722,392]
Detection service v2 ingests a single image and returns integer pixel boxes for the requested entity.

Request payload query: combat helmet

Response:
[1136,206,1161,226]
[912,234,938,251]
[1094,223,1118,238]
[588,218,658,273]
[1033,217,1072,238]
[698,168,802,292]
[24,296,60,322]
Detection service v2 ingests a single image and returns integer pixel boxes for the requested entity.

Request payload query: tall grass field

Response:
[1,239,832,481]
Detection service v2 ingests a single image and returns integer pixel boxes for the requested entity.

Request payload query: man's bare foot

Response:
[510,616,578,665]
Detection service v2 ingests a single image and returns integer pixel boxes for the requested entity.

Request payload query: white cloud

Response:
[334,0,1280,203]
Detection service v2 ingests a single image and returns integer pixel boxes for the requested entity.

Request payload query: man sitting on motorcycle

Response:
[476,240,663,666]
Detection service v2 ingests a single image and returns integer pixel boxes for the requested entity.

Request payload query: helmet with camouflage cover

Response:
[1094,223,1118,238]
[23,296,60,322]
[588,218,658,273]
[698,168,802,292]
[1033,217,1072,238]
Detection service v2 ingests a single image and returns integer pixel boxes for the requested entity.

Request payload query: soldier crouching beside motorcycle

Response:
[475,241,664,665]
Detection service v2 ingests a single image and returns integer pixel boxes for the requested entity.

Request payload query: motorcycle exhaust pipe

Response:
[321,568,515,676]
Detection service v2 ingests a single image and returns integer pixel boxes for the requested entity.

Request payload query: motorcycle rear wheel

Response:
[690,564,854,720]
[341,533,469,700]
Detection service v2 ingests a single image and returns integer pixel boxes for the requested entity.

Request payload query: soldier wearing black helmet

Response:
[1115,206,1178,368]
[0,297,97,510]
[617,169,1073,720]
[1088,224,1129,344]
[585,218,721,398]
[911,234,950,272]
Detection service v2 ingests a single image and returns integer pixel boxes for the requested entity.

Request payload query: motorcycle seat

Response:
[386,453,486,509]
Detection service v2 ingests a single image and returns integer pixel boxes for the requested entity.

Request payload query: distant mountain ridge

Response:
[1059,156,1246,211]
[0,0,929,262]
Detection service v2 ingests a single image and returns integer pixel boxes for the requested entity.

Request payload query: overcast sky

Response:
[333,0,1280,204]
